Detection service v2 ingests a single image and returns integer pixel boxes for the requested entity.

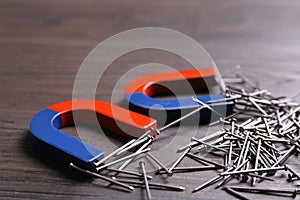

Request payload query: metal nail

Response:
[96,148,150,171]
[94,139,137,167]
[156,165,218,174]
[135,128,156,143]
[192,165,236,193]
[236,132,250,167]
[186,153,225,169]
[272,145,296,167]
[116,178,185,191]
[220,166,285,176]
[178,130,226,152]
[192,175,222,193]
[116,137,154,173]
[69,163,134,192]
[228,186,300,197]
[248,98,269,116]
[191,137,228,154]
[247,173,275,181]
[147,152,172,176]
[223,186,250,200]
[192,97,224,117]
[252,138,262,186]
[106,168,152,180]
[285,165,300,180]
[139,161,151,200]
[158,102,207,133]
[216,157,250,187]
[116,136,150,156]
[168,146,191,173]
[288,175,300,182]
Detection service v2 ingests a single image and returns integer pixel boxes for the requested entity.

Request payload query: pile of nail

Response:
[172,83,300,199]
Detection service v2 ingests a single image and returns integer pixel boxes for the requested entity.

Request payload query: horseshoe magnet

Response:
[124,67,234,123]
[30,100,157,166]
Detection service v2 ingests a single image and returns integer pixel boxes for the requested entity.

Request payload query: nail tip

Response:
[192,188,199,193]
[179,187,186,191]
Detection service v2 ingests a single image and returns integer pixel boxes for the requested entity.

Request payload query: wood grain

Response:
[0,0,299,199]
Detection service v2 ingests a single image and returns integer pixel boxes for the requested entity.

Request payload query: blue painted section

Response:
[30,108,104,163]
[126,93,233,111]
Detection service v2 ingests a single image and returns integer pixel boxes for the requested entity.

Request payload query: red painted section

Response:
[124,67,216,95]
[48,100,157,138]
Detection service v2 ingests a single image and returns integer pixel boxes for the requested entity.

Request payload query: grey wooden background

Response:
[0,0,299,199]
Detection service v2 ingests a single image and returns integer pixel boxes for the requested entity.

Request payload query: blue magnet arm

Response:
[30,108,104,163]
[126,93,233,111]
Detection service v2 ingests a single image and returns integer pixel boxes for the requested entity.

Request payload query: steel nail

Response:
[247,173,275,181]
[252,138,262,186]
[287,175,300,182]
[191,137,228,154]
[192,175,223,193]
[94,139,136,166]
[147,152,172,176]
[186,153,225,169]
[116,137,154,173]
[69,163,135,192]
[156,165,218,174]
[168,146,191,173]
[192,165,236,193]
[285,165,300,180]
[116,178,185,191]
[139,161,151,200]
[96,148,150,171]
[192,97,224,117]
[106,168,152,180]
[177,130,226,152]
[216,157,250,187]
[228,186,300,197]
[223,186,250,200]
[116,136,150,156]
[220,166,285,176]
[272,145,296,167]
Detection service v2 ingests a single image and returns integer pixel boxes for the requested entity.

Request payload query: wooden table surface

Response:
[1,0,300,199]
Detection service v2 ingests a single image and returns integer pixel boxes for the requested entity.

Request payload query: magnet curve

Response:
[30,100,157,164]
[124,67,234,122]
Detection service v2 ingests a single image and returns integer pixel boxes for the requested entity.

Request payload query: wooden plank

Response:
[0,0,299,199]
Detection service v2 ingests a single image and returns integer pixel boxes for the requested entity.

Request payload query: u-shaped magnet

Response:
[30,100,157,165]
[125,67,234,123]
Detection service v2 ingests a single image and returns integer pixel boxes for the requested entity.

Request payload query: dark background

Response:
[0,0,300,199]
